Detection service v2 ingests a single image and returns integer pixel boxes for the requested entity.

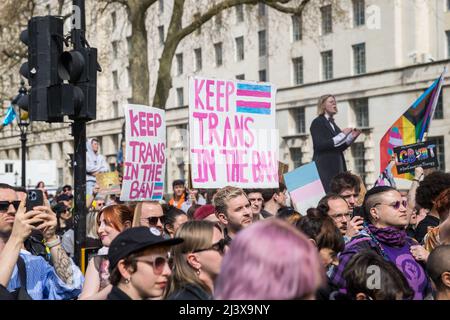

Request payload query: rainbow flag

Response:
[379,72,444,182]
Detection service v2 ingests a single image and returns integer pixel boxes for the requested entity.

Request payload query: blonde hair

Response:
[132,201,161,227]
[164,220,218,298]
[212,186,247,217]
[317,94,335,115]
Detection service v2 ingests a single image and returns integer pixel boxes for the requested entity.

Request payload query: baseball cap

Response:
[108,226,183,271]
[172,179,185,188]
[193,204,215,220]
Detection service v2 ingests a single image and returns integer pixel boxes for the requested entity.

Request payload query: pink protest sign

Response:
[120,104,166,201]
[189,76,278,188]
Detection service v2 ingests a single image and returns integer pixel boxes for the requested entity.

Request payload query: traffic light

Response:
[58,45,98,120]
[19,16,66,122]
[19,15,98,122]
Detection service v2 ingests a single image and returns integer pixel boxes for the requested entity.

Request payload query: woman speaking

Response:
[310,95,361,192]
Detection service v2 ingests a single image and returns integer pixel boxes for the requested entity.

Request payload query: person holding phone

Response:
[0,183,83,300]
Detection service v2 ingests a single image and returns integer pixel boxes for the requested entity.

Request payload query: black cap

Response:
[172,179,185,188]
[57,194,73,202]
[108,226,183,271]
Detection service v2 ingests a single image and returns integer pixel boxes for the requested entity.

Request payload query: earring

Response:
[124,278,130,284]
[196,269,201,276]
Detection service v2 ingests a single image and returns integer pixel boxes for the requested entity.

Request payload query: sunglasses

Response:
[193,238,226,255]
[0,201,21,212]
[374,200,407,210]
[142,216,165,226]
[134,256,168,275]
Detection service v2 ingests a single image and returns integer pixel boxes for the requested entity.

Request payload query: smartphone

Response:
[352,206,365,219]
[26,189,44,212]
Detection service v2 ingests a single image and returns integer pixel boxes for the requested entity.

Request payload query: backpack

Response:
[0,256,33,300]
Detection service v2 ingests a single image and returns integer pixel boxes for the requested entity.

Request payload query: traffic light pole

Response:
[72,0,86,269]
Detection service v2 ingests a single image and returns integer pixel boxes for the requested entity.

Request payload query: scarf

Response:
[367,224,407,247]
[169,193,185,209]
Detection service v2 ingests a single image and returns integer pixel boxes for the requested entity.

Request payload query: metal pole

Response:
[72,0,86,268]
[20,130,27,188]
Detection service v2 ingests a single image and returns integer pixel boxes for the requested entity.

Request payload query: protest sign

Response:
[96,172,121,196]
[189,76,278,188]
[120,104,165,201]
[283,162,325,215]
[394,141,438,174]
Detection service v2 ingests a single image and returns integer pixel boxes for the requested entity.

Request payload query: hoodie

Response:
[86,138,109,182]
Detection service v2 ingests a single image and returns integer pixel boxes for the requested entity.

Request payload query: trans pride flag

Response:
[236,83,272,115]
[379,72,444,182]
[284,162,326,215]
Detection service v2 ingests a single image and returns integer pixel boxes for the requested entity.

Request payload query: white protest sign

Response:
[189,76,278,188]
[120,104,165,201]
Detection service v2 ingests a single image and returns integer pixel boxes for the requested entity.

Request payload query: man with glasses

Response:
[0,183,83,300]
[134,201,166,236]
[318,194,363,241]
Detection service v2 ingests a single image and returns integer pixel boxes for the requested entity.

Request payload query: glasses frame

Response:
[373,200,407,210]
[133,256,169,275]
[141,216,165,226]
[0,200,21,212]
[192,238,226,255]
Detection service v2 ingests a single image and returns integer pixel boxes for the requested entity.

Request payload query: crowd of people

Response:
[0,161,449,300]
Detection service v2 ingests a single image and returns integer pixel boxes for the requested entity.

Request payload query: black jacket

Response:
[166,284,212,300]
[106,286,133,300]
[310,115,348,192]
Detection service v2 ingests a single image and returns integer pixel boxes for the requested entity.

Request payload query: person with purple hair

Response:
[214,219,324,300]
[330,186,431,300]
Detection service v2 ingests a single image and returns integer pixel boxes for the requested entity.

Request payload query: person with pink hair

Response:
[214,219,324,300]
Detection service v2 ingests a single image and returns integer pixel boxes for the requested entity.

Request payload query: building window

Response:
[290,148,303,169]
[352,142,366,182]
[447,31,450,58]
[258,3,266,16]
[294,107,306,134]
[5,163,13,173]
[236,74,245,80]
[321,5,332,34]
[112,101,119,118]
[236,4,244,22]
[177,88,184,107]
[434,93,444,119]
[159,0,164,13]
[176,53,183,75]
[258,30,267,56]
[448,0,450,11]
[112,41,119,59]
[321,50,333,80]
[158,25,164,45]
[292,15,302,41]
[111,11,117,30]
[214,42,223,66]
[353,43,366,75]
[259,69,267,82]
[194,48,202,71]
[112,71,119,90]
[292,57,304,85]
[353,98,369,127]
[58,168,63,187]
[353,0,365,27]
[235,36,244,61]
[428,136,445,171]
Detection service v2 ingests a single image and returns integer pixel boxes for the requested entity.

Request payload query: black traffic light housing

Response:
[19,15,98,122]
